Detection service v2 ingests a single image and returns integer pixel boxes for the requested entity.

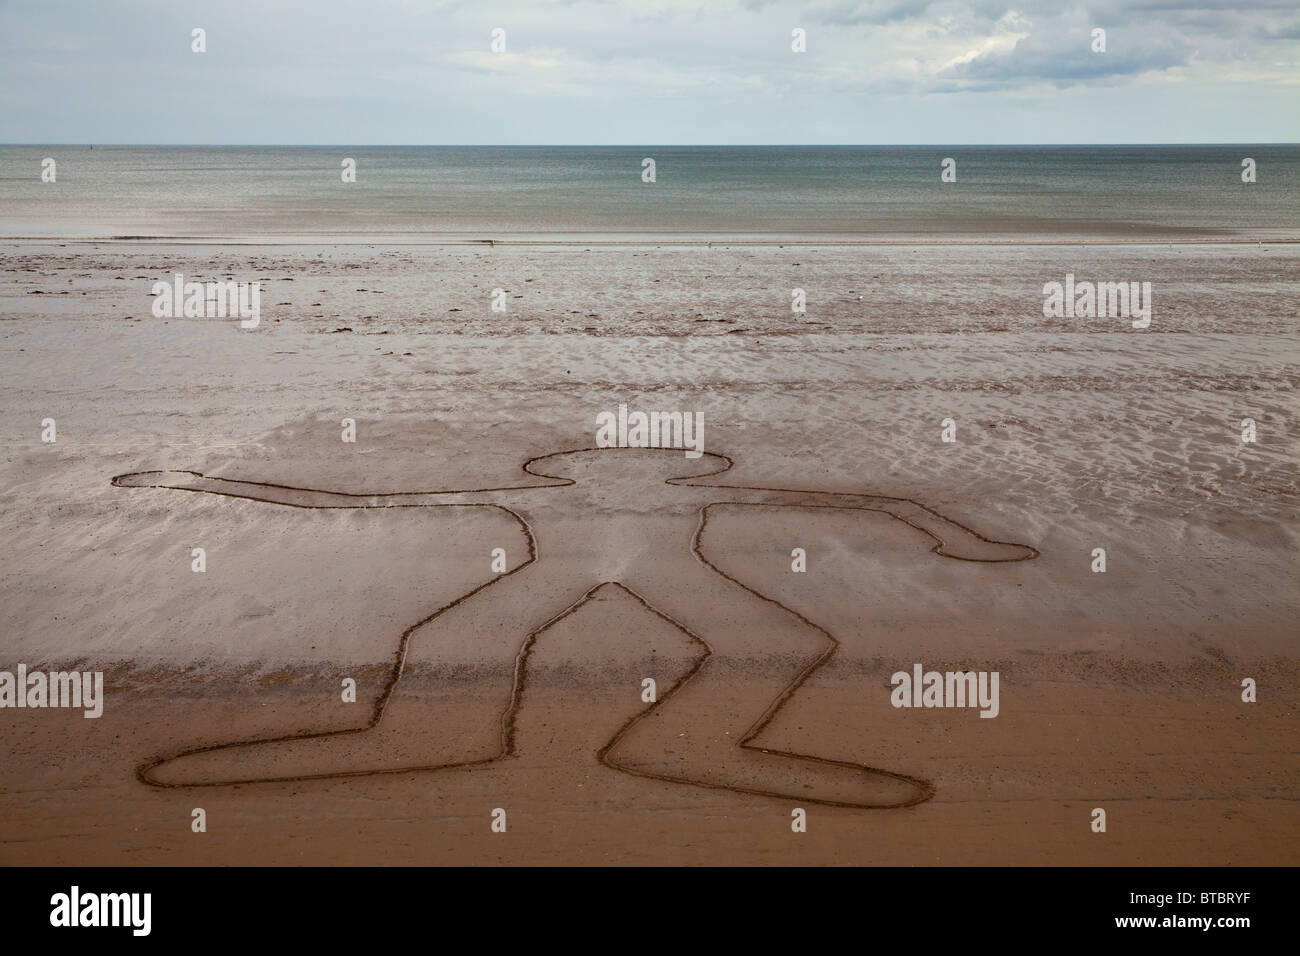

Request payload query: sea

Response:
[0,145,1296,242]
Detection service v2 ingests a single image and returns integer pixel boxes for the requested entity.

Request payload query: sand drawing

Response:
[114,447,1038,808]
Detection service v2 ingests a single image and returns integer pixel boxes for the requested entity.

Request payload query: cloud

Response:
[0,0,1295,142]
[803,0,938,26]
[936,25,1193,91]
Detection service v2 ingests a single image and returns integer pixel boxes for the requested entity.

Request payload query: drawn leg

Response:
[605,560,933,808]
[142,561,590,786]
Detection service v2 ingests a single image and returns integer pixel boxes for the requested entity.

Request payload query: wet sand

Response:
[0,241,1296,864]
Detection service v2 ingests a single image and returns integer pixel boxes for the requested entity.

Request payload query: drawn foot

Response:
[113,470,203,489]
[140,724,497,787]
[935,540,1038,562]
[607,743,932,809]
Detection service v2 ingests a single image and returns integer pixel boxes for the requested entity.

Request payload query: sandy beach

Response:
[0,240,1296,865]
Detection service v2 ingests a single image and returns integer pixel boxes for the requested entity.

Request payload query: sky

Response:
[0,0,1296,144]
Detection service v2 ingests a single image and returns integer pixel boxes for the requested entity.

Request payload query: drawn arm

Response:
[690,484,1038,562]
[111,470,557,510]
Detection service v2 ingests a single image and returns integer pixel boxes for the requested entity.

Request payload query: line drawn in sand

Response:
[114,447,1038,809]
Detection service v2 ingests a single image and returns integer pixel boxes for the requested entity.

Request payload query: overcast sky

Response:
[1,0,1296,144]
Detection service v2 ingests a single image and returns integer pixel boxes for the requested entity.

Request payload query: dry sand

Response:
[0,241,1296,864]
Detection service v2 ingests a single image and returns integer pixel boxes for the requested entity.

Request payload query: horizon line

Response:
[3,142,1298,148]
